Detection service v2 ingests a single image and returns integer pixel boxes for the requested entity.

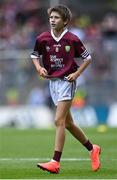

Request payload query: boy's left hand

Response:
[66,72,80,81]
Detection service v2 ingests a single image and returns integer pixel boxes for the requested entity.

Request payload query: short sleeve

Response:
[74,38,90,59]
[31,38,42,59]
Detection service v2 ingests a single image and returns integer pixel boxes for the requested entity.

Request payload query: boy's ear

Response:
[64,20,69,26]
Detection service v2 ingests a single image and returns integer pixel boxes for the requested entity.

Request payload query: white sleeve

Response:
[30,54,39,59]
[83,54,92,61]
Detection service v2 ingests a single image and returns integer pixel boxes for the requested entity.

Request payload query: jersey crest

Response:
[65,45,71,52]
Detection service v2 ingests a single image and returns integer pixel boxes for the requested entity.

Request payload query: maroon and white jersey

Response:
[31,29,91,78]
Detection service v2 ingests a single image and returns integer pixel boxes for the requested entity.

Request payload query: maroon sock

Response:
[83,140,93,151]
[53,151,62,162]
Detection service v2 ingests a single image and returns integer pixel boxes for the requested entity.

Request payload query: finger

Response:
[43,69,48,74]
[67,76,72,80]
[45,74,51,78]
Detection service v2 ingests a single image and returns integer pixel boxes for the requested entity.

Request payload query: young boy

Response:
[31,4,101,174]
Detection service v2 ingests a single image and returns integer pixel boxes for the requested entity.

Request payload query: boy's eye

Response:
[50,16,60,19]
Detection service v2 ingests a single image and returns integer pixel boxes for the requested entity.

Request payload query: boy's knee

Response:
[55,117,65,127]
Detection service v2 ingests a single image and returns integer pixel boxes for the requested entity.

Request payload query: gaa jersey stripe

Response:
[31,51,39,58]
[81,50,89,59]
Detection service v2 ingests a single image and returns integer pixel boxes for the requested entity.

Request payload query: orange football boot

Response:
[37,161,60,174]
[90,144,101,171]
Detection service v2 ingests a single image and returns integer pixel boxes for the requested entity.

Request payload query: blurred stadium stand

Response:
[0,0,117,127]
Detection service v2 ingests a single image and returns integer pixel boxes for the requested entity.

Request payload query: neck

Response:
[53,28,65,37]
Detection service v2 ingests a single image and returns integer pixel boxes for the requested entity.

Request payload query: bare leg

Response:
[54,100,72,152]
[37,101,72,173]
[65,110,88,144]
[37,109,101,173]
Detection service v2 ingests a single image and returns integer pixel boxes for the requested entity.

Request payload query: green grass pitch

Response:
[0,127,117,179]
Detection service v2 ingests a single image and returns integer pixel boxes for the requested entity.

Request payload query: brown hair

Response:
[47,4,72,25]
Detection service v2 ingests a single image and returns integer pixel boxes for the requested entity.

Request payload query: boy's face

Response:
[49,11,67,31]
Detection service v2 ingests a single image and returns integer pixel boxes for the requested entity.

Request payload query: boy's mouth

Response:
[51,24,56,27]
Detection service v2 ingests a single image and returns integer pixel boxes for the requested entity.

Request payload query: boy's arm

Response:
[66,57,92,81]
[75,57,92,77]
[32,58,48,78]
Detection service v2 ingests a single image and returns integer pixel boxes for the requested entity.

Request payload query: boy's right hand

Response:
[37,67,48,78]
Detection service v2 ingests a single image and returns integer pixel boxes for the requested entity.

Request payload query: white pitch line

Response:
[0,158,90,161]
[0,157,117,161]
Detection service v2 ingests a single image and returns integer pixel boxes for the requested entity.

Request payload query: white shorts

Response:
[49,79,76,106]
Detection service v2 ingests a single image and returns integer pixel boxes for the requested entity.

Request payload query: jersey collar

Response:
[51,28,68,42]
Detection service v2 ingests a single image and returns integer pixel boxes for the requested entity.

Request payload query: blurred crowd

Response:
[0,0,117,107]
[0,0,48,50]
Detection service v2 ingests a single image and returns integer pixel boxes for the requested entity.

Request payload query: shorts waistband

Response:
[50,77,68,81]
